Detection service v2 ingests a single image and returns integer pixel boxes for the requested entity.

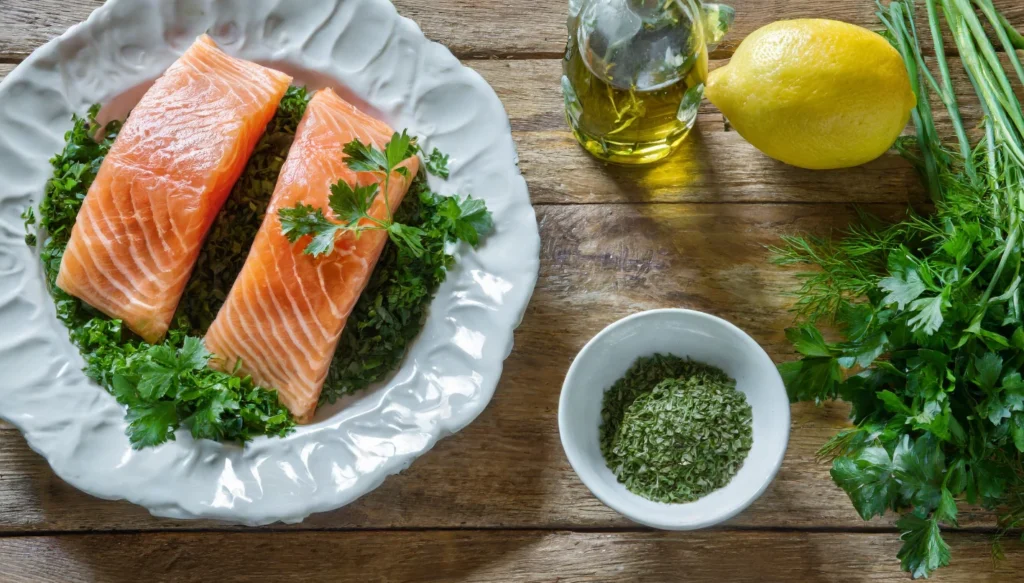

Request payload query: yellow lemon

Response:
[705,19,916,170]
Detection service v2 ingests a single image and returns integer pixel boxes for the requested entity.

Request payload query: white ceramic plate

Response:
[0,0,538,525]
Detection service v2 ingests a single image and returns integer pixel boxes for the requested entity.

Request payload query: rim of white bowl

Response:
[557,308,791,530]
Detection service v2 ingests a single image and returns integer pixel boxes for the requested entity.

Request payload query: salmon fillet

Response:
[56,35,292,343]
[205,88,419,423]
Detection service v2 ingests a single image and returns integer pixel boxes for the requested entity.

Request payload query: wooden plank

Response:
[483,59,925,205]
[0,530,1020,582]
[0,60,931,206]
[5,57,1000,206]
[5,52,1019,206]
[0,401,884,532]
[474,55,1022,206]
[1,0,1022,61]
[0,0,563,61]
[0,203,1000,532]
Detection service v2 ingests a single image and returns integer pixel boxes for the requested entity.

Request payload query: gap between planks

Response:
[5,54,1018,207]
[0,524,1010,538]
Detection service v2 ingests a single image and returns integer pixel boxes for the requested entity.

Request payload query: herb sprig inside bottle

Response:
[600,354,754,504]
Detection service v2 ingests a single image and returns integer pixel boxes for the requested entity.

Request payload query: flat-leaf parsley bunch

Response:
[775,0,1024,577]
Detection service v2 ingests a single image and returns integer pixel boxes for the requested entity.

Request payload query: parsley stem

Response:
[380,171,394,223]
[362,216,390,230]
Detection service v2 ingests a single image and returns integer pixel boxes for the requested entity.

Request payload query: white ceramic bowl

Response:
[558,309,790,530]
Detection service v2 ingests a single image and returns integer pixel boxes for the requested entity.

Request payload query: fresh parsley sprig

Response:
[109,333,291,448]
[425,148,450,179]
[279,131,484,260]
[279,131,423,257]
[311,137,492,404]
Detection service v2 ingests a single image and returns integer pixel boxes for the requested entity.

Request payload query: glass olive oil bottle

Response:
[563,0,733,165]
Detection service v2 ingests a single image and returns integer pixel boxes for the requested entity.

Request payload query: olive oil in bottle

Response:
[562,0,732,165]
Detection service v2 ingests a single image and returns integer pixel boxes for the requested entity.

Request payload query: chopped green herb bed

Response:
[27,89,490,448]
[600,354,753,504]
[177,85,310,332]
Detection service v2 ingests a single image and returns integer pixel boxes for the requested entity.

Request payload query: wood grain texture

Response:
[0,53,928,206]
[0,203,998,532]
[0,0,1022,60]
[478,54,1024,206]
[0,60,935,207]
[0,531,1020,582]
[0,8,1022,583]
[3,56,1018,207]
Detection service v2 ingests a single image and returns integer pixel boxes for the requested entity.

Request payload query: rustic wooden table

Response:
[3,0,1024,581]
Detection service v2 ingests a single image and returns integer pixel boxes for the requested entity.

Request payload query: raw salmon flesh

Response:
[205,88,419,423]
[56,35,292,343]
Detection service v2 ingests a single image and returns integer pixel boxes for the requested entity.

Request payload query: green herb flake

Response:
[599,354,753,504]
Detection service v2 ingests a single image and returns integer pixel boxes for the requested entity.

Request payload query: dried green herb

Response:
[600,354,753,503]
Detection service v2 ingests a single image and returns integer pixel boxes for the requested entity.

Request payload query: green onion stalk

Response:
[775,0,1024,577]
